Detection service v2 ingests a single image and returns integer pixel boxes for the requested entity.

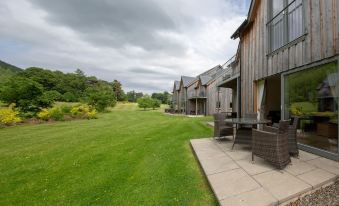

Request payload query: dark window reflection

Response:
[284,62,338,153]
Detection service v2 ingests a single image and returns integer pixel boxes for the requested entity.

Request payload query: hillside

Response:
[0,60,22,82]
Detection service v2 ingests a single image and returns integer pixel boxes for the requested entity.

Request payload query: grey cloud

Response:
[129,67,164,75]
[29,0,185,54]
[0,0,250,93]
[128,67,176,76]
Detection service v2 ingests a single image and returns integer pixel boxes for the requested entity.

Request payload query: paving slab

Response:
[306,158,339,175]
[190,138,339,206]
[297,168,336,188]
[200,155,239,175]
[220,187,278,206]
[207,168,261,200]
[253,170,312,203]
[284,157,316,176]
[236,158,275,175]
[298,150,321,161]
[225,149,252,161]
[215,141,234,152]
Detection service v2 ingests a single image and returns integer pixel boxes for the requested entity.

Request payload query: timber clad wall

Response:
[173,65,233,116]
[186,80,198,114]
[240,0,339,115]
[207,75,232,115]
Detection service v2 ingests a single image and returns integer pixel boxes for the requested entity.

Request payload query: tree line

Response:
[0,66,172,116]
[0,67,122,116]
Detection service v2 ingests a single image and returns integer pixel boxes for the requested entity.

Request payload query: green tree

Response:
[151,91,171,104]
[38,90,62,108]
[62,92,77,102]
[0,76,44,113]
[21,67,58,91]
[126,91,136,102]
[136,92,143,100]
[151,99,161,110]
[111,80,126,101]
[74,68,85,76]
[85,82,117,112]
[137,96,152,110]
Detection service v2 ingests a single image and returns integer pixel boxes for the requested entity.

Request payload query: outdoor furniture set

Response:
[214,113,299,169]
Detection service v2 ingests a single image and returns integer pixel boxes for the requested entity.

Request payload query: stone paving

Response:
[190,137,339,206]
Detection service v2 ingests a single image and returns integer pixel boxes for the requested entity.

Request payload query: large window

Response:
[268,0,304,52]
[284,62,338,154]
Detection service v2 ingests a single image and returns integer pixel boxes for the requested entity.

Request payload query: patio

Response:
[190,137,339,206]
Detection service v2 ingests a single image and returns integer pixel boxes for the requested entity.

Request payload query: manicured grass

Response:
[0,103,217,205]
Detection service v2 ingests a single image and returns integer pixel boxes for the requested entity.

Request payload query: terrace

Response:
[191,137,339,206]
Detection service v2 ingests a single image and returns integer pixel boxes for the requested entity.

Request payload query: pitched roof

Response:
[200,75,212,85]
[199,65,222,77]
[231,0,256,39]
[181,76,196,87]
[173,80,180,90]
[174,80,180,91]
[196,65,223,85]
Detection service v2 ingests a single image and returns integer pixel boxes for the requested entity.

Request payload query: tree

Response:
[74,69,85,76]
[137,96,152,110]
[38,90,62,108]
[0,76,44,113]
[151,99,161,110]
[126,91,136,102]
[151,91,171,104]
[21,67,58,91]
[111,80,126,101]
[84,82,117,112]
[136,92,143,100]
[63,92,77,102]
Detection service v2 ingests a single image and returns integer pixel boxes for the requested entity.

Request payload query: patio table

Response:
[225,118,271,149]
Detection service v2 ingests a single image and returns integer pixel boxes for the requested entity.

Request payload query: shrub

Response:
[71,104,88,116]
[0,104,22,126]
[60,104,72,114]
[85,109,97,119]
[37,108,50,121]
[137,97,153,110]
[70,104,97,119]
[49,107,64,121]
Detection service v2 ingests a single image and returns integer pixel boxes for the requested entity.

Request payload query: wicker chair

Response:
[264,117,300,156]
[231,113,258,149]
[213,113,234,139]
[288,117,299,156]
[252,120,291,169]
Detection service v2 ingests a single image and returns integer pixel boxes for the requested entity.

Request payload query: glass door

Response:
[283,61,338,157]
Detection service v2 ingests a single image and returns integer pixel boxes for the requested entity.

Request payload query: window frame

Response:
[267,0,305,53]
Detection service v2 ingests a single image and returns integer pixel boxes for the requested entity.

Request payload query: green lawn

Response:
[0,103,217,205]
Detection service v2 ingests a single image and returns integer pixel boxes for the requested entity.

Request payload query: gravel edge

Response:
[284,179,339,206]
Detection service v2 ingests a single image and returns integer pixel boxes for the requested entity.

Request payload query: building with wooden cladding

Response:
[226,0,339,161]
[171,81,180,111]
[171,65,233,115]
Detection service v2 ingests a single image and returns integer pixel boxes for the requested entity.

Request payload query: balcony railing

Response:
[188,90,206,99]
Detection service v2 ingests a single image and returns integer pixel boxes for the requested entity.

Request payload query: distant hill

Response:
[0,60,22,82]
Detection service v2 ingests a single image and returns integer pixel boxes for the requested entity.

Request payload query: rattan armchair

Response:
[288,117,299,156]
[252,120,291,169]
[264,117,300,156]
[213,113,234,139]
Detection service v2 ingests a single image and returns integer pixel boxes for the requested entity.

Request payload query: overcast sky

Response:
[0,0,250,93]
